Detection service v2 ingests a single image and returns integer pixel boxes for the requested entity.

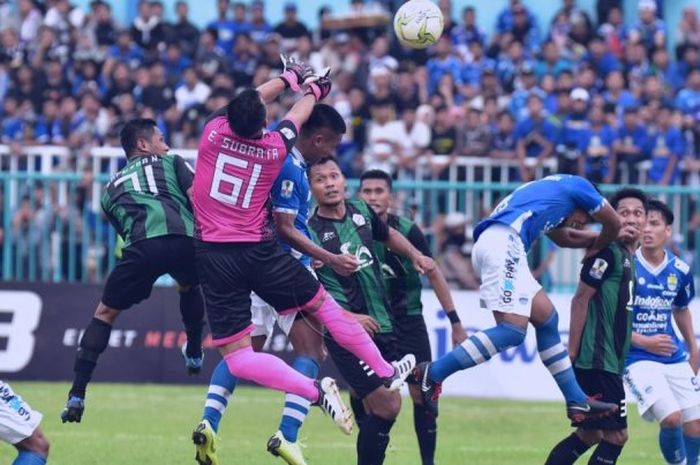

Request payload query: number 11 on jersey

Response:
[210,152,262,209]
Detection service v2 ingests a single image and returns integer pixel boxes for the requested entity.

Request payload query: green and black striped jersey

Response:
[308,199,394,333]
[101,154,194,247]
[575,241,635,375]
[375,214,432,318]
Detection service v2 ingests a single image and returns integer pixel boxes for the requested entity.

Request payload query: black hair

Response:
[301,104,347,137]
[309,156,341,171]
[120,118,158,157]
[226,88,266,138]
[647,198,674,225]
[609,187,648,211]
[360,169,393,191]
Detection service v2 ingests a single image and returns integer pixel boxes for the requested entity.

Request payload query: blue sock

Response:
[684,434,700,465]
[202,359,238,433]
[279,356,319,442]
[429,323,526,382]
[12,451,46,465]
[535,310,587,404]
[660,426,686,464]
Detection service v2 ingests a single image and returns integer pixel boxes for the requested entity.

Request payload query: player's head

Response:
[308,156,345,208]
[226,88,267,139]
[359,169,392,217]
[609,187,648,244]
[643,198,673,251]
[120,118,169,158]
[298,104,346,163]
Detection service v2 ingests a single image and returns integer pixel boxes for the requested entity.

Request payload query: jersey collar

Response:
[635,248,669,276]
[290,147,306,168]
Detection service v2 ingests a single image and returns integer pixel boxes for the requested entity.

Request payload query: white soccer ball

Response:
[393,0,445,49]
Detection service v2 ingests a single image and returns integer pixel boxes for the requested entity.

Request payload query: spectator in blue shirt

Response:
[675,68,700,122]
[249,0,272,44]
[584,35,622,77]
[496,40,533,92]
[452,7,487,50]
[628,0,666,55]
[426,35,462,96]
[104,30,144,72]
[536,41,572,79]
[577,104,617,183]
[614,107,648,183]
[35,99,63,145]
[1,96,24,144]
[509,65,546,122]
[495,0,538,38]
[460,40,495,93]
[515,94,557,181]
[509,3,541,53]
[207,0,238,52]
[646,105,684,185]
[161,42,192,79]
[649,47,682,91]
[557,87,591,174]
[603,70,638,115]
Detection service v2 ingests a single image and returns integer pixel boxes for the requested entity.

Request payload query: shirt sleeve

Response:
[567,175,606,214]
[407,223,433,258]
[271,160,300,215]
[172,154,195,194]
[367,202,389,242]
[273,119,299,153]
[580,246,616,289]
[674,264,695,308]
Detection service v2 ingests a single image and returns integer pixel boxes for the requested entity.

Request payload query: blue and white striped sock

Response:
[279,356,319,442]
[430,323,526,382]
[202,359,237,433]
[535,309,587,404]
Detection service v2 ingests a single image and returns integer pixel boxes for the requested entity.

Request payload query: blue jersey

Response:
[271,148,311,267]
[473,175,606,252]
[626,249,695,366]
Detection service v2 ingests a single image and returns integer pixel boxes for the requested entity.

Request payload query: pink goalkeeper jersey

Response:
[193,114,299,242]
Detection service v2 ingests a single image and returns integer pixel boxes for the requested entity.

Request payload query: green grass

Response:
[1,382,663,464]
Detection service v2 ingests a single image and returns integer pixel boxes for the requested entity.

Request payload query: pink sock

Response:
[224,347,319,401]
[312,294,394,378]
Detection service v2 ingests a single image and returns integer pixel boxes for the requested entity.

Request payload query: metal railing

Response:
[1,145,699,290]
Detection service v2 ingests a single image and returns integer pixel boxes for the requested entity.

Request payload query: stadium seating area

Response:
[1,0,700,285]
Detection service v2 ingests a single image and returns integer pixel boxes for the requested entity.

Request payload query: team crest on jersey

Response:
[281,180,294,198]
[352,214,366,227]
[589,258,608,279]
[667,273,678,291]
[322,231,336,242]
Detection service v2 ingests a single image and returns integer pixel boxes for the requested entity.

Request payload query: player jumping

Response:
[61,119,206,423]
[623,199,700,465]
[545,187,646,465]
[191,59,415,439]
[359,169,467,465]
[414,174,622,421]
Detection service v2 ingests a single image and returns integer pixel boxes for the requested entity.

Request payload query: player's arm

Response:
[546,227,598,249]
[172,155,195,203]
[674,307,698,374]
[273,211,358,276]
[570,247,616,360]
[586,202,621,259]
[407,224,467,345]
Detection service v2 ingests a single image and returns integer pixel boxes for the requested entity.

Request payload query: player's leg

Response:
[657,411,687,465]
[13,427,50,465]
[253,244,412,391]
[196,241,351,433]
[268,314,324,465]
[325,334,400,465]
[683,418,700,465]
[545,428,599,465]
[588,428,628,465]
[667,361,700,465]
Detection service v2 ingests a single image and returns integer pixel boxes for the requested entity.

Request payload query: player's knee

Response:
[660,411,683,428]
[94,303,119,324]
[20,429,50,457]
[576,428,602,447]
[366,390,401,420]
[684,419,700,436]
[603,428,628,446]
[408,384,423,406]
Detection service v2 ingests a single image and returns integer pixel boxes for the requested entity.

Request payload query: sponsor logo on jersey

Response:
[674,259,690,274]
[322,231,336,242]
[634,295,674,310]
[589,258,608,280]
[352,214,366,227]
[500,256,518,306]
[381,263,397,279]
[667,273,678,291]
[638,277,646,285]
[646,283,664,290]
[280,127,295,141]
[281,179,294,198]
[340,242,373,271]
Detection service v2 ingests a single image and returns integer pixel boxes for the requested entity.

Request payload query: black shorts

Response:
[573,367,628,430]
[102,235,198,310]
[394,314,432,384]
[325,331,399,400]
[195,239,321,345]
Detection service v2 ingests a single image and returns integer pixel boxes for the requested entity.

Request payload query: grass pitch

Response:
[1,382,663,464]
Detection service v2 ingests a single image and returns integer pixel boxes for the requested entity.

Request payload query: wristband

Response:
[446,311,461,324]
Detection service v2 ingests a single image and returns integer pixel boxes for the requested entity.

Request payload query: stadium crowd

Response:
[1,0,700,285]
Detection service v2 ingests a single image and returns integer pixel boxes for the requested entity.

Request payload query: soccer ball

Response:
[393,0,444,49]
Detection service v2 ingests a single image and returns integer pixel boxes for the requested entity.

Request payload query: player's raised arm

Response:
[281,71,333,130]
[257,54,317,104]
[587,202,622,257]
[547,227,598,249]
